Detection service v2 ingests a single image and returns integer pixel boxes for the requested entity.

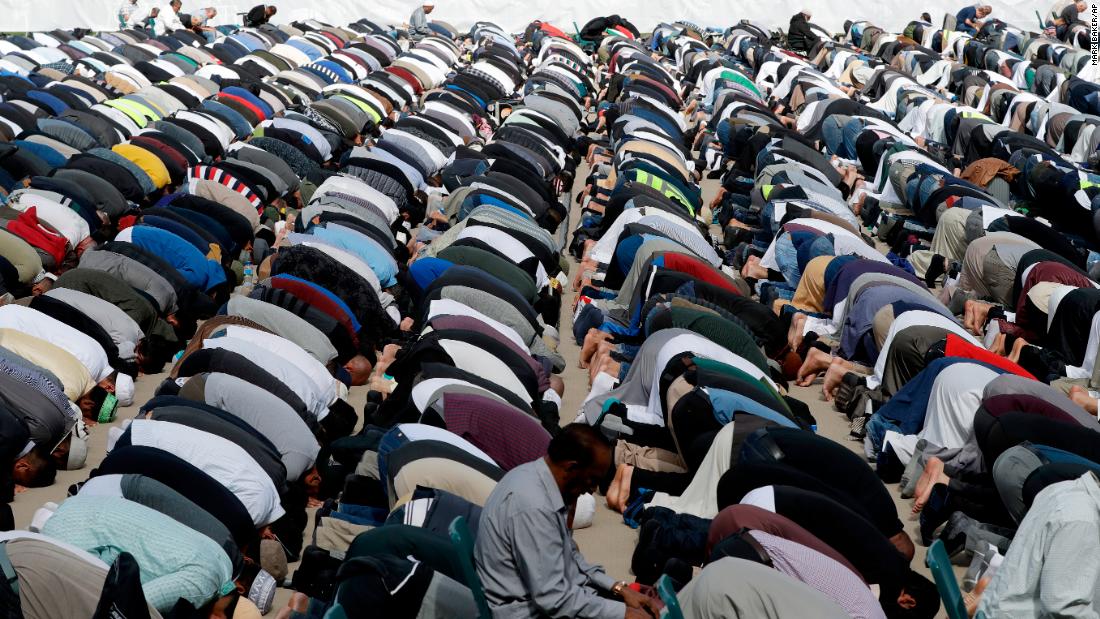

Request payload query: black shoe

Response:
[924,254,947,288]
[861,197,882,228]
[877,444,904,483]
[849,410,870,440]
[630,519,664,585]
[939,511,974,560]
[661,558,694,590]
[834,372,866,416]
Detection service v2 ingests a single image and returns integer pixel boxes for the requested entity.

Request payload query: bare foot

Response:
[822,358,855,401]
[592,356,621,385]
[549,375,565,399]
[606,463,629,511]
[913,456,949,513]
[617,464,634,512]
[741,255,769,280]
[852,190,868,216]
[796,347,833,387]
[1007,337,1029,364]
[1070,385,1099,416]
[289,592,310,613]
[987,333,1006,356]
[788,313,807,349]
[580,329,612,368]
[963,299,994,335]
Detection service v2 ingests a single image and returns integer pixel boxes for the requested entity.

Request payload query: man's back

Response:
[978,473,1100,617]
[41,495,233,612]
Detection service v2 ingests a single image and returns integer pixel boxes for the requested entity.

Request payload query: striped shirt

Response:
[750,530,887,619]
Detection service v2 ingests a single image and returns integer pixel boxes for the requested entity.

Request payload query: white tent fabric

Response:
[4,0,1044,43]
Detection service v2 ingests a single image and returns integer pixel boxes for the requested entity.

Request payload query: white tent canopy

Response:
[4,0,1046,41]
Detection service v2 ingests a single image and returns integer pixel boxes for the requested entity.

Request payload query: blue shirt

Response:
[124,225,226,292]
[308,224,398,287]
[956,5,978,31]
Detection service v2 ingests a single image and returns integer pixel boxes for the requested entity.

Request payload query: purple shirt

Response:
[443,392,551,471]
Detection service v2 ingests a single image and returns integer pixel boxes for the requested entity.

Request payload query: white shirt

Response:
[221,325,338,407]
[457,226,549,289]
[396,423,496,466]
[201,336,329,420]
[264,118,332,162]
[225,295,337,365]
[118,1,143,27]
[589,207,695,266]
[45,288,143,361]
[311,174,399,224]
[157,5,185,34]
[0,304,112,382]
[175,111,232,150]
[740,485,777,513]
[7,192,90,248]
[127,419,285,526]
[760,218,888,272]
[425,298,529,352]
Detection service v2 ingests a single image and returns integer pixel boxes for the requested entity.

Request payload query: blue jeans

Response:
[376,427,411,496]
[759,281,796,308]
[774,233,801,287]
[821,116,847,157]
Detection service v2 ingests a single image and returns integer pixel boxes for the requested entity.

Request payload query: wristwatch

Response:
[611,581,629,597]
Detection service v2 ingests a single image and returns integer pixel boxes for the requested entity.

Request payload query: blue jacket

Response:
[126,225,226,292]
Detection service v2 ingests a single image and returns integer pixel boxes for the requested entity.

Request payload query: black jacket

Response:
[245,4,267,28]
[788,13,819,52]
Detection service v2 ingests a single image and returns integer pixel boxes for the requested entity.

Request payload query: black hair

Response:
[22,448,57,488]
[546,423,612,468]
[85,384,109,412]
[318,400,357,443]
[883,571,941,619]
[138,335,178,374]
[236,559,261,592]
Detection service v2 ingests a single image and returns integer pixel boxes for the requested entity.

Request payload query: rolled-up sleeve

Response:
[510,510,624,619]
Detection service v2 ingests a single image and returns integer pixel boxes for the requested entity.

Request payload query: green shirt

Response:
[42,495,234,612]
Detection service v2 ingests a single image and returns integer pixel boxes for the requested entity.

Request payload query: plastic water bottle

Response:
[240,264,256,296]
